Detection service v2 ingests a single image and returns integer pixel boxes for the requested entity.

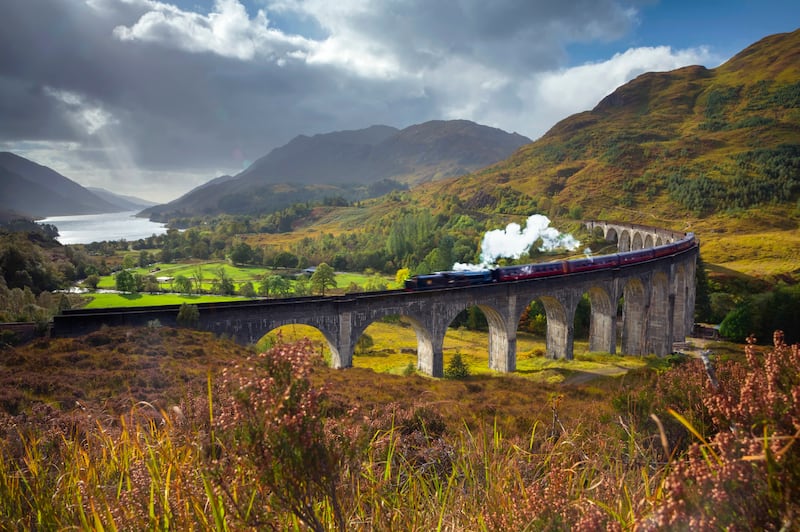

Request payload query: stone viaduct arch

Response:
[53,222,697,378]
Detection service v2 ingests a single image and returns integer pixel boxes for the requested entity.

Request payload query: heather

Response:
[0,328,798,530]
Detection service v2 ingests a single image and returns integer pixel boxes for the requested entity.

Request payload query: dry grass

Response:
[0,327,252,416]
[261,321,652,383]
[698,229,800,277]
[2,326,796,530]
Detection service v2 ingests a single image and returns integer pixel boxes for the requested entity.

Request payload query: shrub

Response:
[719,302,753,342]
[648,332,800,529]
[444,352,470,379]
[176,303,199,328]
[355,333,373,354]
[215,340,347,530]
[238,281,256,298]
[84,274,100,290]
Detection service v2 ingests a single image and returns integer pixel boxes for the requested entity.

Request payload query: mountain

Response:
[0,152,121,217]
[411,30,800,224]
[86,187,156,211]
[141,120,531,220]
[387,29,799,276]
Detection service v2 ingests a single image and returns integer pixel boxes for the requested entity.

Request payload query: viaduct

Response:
[53,221,698,378]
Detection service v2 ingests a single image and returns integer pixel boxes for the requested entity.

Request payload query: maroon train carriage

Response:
[403,232,696,290]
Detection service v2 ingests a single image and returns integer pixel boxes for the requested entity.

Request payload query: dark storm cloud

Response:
[0,0,711,201]
[285,0,640,73]
[0,1,433,173]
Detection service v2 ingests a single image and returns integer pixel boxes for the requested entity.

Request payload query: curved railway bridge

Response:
[53,221,698,378]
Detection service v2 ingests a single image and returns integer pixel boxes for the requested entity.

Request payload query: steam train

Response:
[404,232,696,291]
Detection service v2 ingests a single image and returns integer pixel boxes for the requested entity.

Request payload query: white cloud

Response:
[107,0,715,138]
[113,0,312,62]
[44,88,118,136]
[461,45,717,139]
[255,0,716,137]
[1,0,744,202]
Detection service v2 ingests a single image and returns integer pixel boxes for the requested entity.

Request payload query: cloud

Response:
[474,44,715,138]
[113,0,313,62]
[44,88,118,135]
[0,0,726,202]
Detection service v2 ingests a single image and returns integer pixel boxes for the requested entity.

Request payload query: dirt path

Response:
[562,365,630,385]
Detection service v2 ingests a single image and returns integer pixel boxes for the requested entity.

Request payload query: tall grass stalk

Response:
[2,334,797,529]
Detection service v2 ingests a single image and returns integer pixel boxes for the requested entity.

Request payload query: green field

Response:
[83,292,252,308]
[94,261,399,293]
[95,262,274,290]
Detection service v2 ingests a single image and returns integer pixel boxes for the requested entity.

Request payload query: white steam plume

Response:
[453,214,580,270]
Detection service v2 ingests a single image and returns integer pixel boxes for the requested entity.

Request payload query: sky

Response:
[1,0,798,203]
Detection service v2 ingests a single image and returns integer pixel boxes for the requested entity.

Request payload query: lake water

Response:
[40,211,169,245]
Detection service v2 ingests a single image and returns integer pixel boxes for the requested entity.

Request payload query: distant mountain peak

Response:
[141,119,531,220]
[86,187,157,211]
[0,153,123,217]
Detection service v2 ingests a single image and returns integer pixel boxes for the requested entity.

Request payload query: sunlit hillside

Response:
[348,29,800,278]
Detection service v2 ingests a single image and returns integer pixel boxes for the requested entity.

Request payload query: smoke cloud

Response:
[454,214,580,270]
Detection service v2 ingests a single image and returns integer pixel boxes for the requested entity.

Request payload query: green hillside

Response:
[389,29,800,277]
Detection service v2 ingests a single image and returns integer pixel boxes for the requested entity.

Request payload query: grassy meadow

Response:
[93,261,398,295]
[95,261,277,290]
[83,292,251,308]
[1,325,796,530]
[262,320,653,383]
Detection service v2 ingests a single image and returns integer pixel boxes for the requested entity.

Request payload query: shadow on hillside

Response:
[705,263,767,282]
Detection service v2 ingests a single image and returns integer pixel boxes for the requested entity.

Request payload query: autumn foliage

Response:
[0,328,798,529]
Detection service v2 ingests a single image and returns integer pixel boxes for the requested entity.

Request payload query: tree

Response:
[138,250,152,268]
[132,273,145,293]
[193,265,205,293]
[192,240,210,260]
[694,256,712,322]
[122,254,136,270]
[414,260,432,276]
[293,275,311,296]
[259,274,291,297]
[84,274,100,290]
[395,268,411,286]
[310,263,337,296]
[519,300,547,335]
[273,251,299,269]
[719,302,753,343]
[115,270,137,293]
[230,242,254,265]
[212,266,236,295]
[173,274,193,294]
[710,292,738,323]
[444,352,470,379]
[142,275,160,293]
[239,281,256,298]
[345,281,360,294]
[466,306,488,331]
[574,294,591,339]
[424,248,450,273]
[159,247,173,264]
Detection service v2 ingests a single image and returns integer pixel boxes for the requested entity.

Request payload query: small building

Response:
[692,323,721,340]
